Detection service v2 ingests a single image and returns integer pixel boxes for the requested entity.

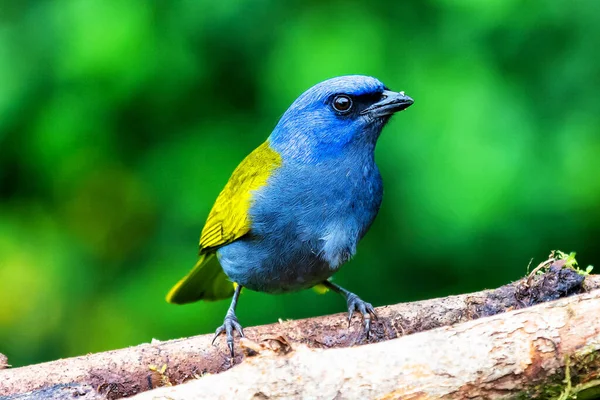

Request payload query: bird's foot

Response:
[346,292,377,336]
[212,313,244,357]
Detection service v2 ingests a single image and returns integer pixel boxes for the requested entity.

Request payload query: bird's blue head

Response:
[269,75,413,163]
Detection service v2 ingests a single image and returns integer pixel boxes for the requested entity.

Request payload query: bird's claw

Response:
[212,313,244,357]
[346,293,377,337]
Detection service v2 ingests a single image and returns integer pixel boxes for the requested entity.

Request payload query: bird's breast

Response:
[250,153,383,265]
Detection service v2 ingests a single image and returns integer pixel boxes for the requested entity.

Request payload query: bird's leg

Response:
[322,280,377,336]
[211,284,244,356]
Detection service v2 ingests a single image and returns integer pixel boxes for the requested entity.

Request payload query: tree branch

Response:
[1,259,598,399]
[131,289,600,400]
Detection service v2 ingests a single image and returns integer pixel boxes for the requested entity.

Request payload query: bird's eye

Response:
[332,95,353,113]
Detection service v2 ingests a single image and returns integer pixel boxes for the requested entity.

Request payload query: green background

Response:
[1,0,599,367]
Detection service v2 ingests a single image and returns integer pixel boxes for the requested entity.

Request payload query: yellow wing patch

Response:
[199,141,282,251]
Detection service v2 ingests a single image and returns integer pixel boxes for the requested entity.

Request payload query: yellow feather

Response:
[199,141,282,251]
[166,142,282,303]
[166,254,233,303]
[312,283,330,295]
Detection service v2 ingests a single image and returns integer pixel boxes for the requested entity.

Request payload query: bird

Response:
[167,75,413,356]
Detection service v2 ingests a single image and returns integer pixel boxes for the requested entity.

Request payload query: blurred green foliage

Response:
[1,0,599,367]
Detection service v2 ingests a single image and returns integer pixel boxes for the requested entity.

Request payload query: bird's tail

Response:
[166,253,235,304]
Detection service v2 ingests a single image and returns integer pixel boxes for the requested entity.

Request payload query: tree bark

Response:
[130,290,600,400]
[0,260,598,399]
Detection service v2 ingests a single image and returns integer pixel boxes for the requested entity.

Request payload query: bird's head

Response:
[269,75,413,163]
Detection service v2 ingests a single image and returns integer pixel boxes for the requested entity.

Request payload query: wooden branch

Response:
[131,289,600,400]
[1,260,598,399]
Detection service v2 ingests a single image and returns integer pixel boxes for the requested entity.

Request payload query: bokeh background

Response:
[1,0,599,367]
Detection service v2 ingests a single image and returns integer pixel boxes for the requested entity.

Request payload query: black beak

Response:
[361,90,414,118]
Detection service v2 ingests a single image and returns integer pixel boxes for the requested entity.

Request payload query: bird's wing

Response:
[166,141,282,304]
[199,141,282,251]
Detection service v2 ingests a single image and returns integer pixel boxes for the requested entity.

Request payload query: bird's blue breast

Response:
[217,142,383,293]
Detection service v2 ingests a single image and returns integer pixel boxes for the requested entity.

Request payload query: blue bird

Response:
[167,75,414,355]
